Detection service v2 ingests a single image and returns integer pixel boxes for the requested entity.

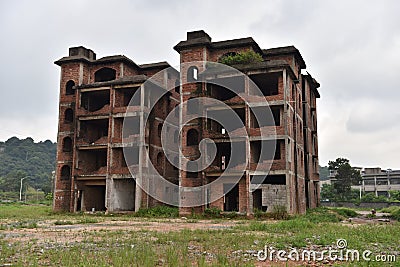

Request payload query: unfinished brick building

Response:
[54,30,320,215]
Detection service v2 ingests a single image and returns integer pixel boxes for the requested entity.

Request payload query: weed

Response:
[218,50,263,66]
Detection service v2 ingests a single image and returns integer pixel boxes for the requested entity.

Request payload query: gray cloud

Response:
[0,0,399,168]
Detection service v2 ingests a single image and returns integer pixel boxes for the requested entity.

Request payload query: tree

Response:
[328,158,361,200]
[0,137,56,194]
[320,184,336,201]
[319,165,329,181]
[0,170,28,192]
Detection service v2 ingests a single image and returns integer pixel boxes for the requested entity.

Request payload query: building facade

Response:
[53,46,180,212]
[361,168,400,197]
[54,30,320,215]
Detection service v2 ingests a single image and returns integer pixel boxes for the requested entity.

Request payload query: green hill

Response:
[0,137,56,194]
[319,165,329,181]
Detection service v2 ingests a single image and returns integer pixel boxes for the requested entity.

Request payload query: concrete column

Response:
[135,84,145,211]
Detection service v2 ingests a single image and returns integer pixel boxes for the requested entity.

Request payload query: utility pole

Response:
[19,176,30,202]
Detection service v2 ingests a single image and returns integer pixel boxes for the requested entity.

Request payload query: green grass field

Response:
[0,203,399,266]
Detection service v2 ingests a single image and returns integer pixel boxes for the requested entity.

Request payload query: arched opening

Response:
[64,108,73,123]
[66,80,75,95]
[94,67,116,82]
[186,129,199,146]
[60,165,71,180]
[62,137,73,152]
[187,66,198,82]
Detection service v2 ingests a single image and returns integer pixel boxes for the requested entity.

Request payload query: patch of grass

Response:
[78,217,98,224]
[391,208,400,221]
[331,207,358,218]
[134,206,179,218]
[380,206,400,213]
[380,206,400,221]
[6,220,39,229]
[0,203,51,219]
[303,207,343,223]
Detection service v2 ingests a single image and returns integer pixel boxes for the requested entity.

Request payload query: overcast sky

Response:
[1,0,399,169]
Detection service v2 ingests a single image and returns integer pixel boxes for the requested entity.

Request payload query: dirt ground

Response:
[2,218,244,245]
[1,212,396,266]
[1,210,393,246]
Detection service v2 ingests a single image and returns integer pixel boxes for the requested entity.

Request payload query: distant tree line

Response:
[0,137,56,196]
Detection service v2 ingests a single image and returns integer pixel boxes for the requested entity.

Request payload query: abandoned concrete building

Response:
[54,30,321,215]
[360,168,400,198]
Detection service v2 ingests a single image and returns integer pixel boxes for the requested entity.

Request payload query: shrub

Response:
[304,207,343,223]
[270,205,289,220]
[380,206,400,213]
[332,208,358,218]
[253,208,264,219]
[391,208,400,221]
[361,193,388,203]
[203,207,222,218]
[218,50,263,66]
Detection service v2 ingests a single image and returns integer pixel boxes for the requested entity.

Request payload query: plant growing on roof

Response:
[218,50,263,66]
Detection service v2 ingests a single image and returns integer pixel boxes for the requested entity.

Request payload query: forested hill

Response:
[0,137,56,194]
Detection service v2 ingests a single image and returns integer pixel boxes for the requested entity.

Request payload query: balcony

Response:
[77,165,107,175]
[248,72,283,102]
[75,148,107,177]
[205,108,246,139]
[77,104,111,117]
[77,118,109,147]
[78,89,110,117]
[203,141,246,175]
[206,76,245,103]
[76,136,108,147]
